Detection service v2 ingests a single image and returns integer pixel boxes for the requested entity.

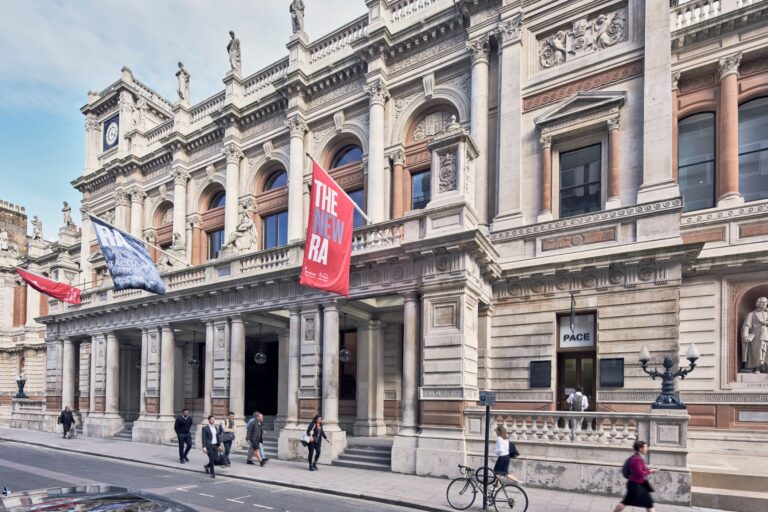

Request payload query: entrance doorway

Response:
[557,353,595,411]
[245,338,279,418]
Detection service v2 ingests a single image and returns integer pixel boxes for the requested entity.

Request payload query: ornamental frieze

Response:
[538,6,627,70]
[390,34,465,73]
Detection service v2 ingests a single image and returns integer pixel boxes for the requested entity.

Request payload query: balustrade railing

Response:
[389,0,441,23]
[191,92,226,123]
[352,219,405,253]
[671,0,762,31]
[166,267,206,289]
[240,244,296,273]
[146,120,173,143]
[244,58,290,96]
[308,16,368,65]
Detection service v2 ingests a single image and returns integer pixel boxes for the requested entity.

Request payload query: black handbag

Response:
[509,442,520,458]
[644,481,655,493]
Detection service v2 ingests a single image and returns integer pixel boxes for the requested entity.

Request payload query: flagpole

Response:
[306,153,372,225]
[88,214,191,267]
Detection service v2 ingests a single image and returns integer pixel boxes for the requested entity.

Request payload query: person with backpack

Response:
[567,386,588,412]
[614,440,657,512]
[493,426,521,483]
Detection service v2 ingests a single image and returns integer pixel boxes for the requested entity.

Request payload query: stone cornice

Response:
[672,1,768,50]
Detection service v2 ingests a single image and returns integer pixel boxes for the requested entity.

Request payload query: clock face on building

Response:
[103,115,120,151]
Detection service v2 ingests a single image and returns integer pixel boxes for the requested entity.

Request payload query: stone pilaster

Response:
[389,148,406,218]
[223,144,244,240]
[319,301,347,462]
[229,315,245,420]
[62,339,76,410]
[171,167,190,251]
[129,187,147,238]
[159,326,175,418]
[287,116,308,242]
[392,291,421,474]
[203,320,214,418]
[114,189,131,231]
[84,114,100,175]
[139,328,148,417]
[286,306,301,427]
[718,52,743,206]
[354,319,386,436]
[606,117,621,209]
[104,332,120,417]
[538,136,553,222]
[365,79,390,223]
[492,13,525,230]
[212,319,231,416]
[275,329,290,430]
[467,34,491,226]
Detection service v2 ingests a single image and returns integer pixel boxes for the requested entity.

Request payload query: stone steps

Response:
[113,422,133,441]
[333,444,391,472]
[692,486,768,512]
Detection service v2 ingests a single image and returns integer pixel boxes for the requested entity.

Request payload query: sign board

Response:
[559,313,595,349]
[479,391,496,406]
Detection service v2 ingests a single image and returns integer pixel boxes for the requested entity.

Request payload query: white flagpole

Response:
[88,214,191,267]
[306,153,372,225]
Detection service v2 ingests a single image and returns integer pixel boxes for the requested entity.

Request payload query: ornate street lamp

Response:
[15,373,28,399]
[189,332,201,369]
[639,344,699,409]
[253,323,267,365]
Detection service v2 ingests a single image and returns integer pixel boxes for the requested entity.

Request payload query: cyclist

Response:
[493,426,521,484]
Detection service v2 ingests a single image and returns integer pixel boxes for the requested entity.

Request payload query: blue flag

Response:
[90,215,166,295]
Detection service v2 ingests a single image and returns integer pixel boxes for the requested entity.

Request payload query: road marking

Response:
[176,485,198,492]
[252,505,274,510]
[199,493,215,497]
[227,495,251,504]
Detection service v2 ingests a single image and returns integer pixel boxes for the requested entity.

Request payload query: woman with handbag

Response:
[220,411,236,467]
[493,426,521,483]
[305,414,329,471]
[613,440,657,512]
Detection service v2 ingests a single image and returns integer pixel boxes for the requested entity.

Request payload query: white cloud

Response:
[0,0,366,109]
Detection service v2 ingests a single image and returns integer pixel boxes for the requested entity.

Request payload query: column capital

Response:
[718,52,742,79]
[171,167,191,185]
[115,188,131,207]
[286,115,308,138]
[402,290,420,302]
[130,186,147,203]
[229,315,244,324]
[671,72,681,92]
[540,135,552,149]
[322,300,343,312]
[80,205,90,220]
[288,305,302,315]
[188,213,203,228]
[364,79,390,106]
[85,114,99,132]
[223,143,244,164]
[389,148,405,166]
[607,117,621,132]
[466,35,491,64]
[497,13,523,48]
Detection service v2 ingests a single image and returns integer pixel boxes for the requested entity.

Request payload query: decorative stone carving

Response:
[204,164,216,183]
[286,116,308,138]
[172,168,191,185]
[719,52,742,79]
[130,188,147,203]
[423,74,435,99]
[62,201,76,229]
[394,91,421,121]
[333,111,345,133]
[222,144,244,164]
[263,141,274,160]
[390,149,405,166]
[188,213,202,229]
[290,0,305,34]
[540,135,552,149]
[224,202,258,253]
[176,61,191,104]
[438,151,457,193]
[412,110,454,141]
[85,114,99,132]
[364,79,390,106]
[539,8,626,69]
[133,98,149,132]
[158,183,171,202]
[466,36,491,64]
[671,72,681,92]
[607,117,620,131]
[498,13,524,46]
[227,30,241,76]
[305,318,315,340]
[0,230,9,252]
[741,297,768,373]
[115,189,131,207]
[101,210,115,225]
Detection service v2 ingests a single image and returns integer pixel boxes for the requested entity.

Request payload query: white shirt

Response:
[567,392,589,411]
[494,437,510,457]
[208,424,218,445]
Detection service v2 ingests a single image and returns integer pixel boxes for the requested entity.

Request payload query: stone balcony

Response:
[671,0,768,48]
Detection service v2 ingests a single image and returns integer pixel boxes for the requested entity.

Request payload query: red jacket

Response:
[628,454,651,483]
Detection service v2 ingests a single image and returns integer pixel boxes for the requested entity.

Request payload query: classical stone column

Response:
[115,189,131,231]
[276,330,289,429]
[203,320,214,418]
[607,118,621,209]
[672,73,681,182]
[62,339,76,410]
[139,328,148,417]
[718,53,743,206]
[478,305,493,391]
[365,79,389,223]
[287,115,308,242]
[390,149,406,218]
[355,319,386,436]
[229,315,245,420]
[401,292,420,434]
[130,188,146,238]
[171,168,190,251]
[467,34,490,225]
[637,0,680,203]
[538,136,553,222]
[321,302,341,430]
[223,144,244,238]
[79,205,92,286]
[89,335,98,414]
[84,114,100,175]
[286,306,301,427]
[493,14,525,230]
[159,326,176,418]
[104,332,120,417]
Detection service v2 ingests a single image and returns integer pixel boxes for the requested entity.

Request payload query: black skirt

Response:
[621,481,654,508]
[493,455,510,475]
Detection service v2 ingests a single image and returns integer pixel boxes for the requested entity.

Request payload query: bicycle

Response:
[446,464,528,511]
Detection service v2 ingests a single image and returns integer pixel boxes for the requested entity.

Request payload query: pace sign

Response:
[559,313,595,349]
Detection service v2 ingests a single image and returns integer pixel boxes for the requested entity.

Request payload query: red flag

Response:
[15,267,81,305]
[300,160,354,296]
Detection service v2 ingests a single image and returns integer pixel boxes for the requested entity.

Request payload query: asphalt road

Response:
[0,440,411,512]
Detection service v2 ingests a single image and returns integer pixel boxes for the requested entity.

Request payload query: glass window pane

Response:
[680,161,715,211]
[412,171,431,210]
[208,229,224,259]
[209,191,226,210]
[266,171,288,190]
[679,113,715,166]
[580,357,594,403]
[560,144,601,218]
[349,189,365,229]
[331,145,363,168]
[739,98,768,202]
[264,211,288,249]
[563,358,577,394]
[277,211,288,247]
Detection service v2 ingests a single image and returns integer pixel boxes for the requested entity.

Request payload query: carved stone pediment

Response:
[534,91,626,135]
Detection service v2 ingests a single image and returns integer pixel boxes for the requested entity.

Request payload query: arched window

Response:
[203,190,226,260]
[266,170,288,190]
[739,97,768,202]
[331,145,363,169]
[257,169,289,250]
[678,112,716,212]
[209,191,226,209]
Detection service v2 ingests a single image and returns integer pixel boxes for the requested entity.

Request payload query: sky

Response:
[0,0,364,240]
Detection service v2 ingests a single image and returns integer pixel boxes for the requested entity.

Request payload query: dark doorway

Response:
[245,338,279,417]
[557,352,596,412]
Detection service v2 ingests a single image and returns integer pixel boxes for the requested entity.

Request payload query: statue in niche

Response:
[0,230,8,252]
[290,0,305,34]
[224,203,258,252]
[31,216,42,240]
[227,30,241,75]
[62,201,76,229]
[741,296,768,373]
[134,97,149,131]
[176,62,190,104]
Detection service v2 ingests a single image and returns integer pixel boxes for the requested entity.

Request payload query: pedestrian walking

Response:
[202,415,221,478]
[493,426,521,483]
[220,411,236,467]
[58,406,75,439]
[256,412,269,463]
[305,414,329,471]
[246,411,265,466]
[567,385,588,411]
[613,440,657,512]
[174,408,193,463]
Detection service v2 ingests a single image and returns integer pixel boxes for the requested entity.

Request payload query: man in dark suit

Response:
[174,408,193,463]
[58,406,75,439]
[202,415,220,478]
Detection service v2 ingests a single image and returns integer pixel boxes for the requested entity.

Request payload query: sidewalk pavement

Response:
[0,427,724,512]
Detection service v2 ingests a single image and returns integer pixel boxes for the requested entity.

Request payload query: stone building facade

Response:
[4,0,766,494]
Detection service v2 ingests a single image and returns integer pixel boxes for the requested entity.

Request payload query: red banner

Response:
[300,160,354,296]
[15,267,81,305]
